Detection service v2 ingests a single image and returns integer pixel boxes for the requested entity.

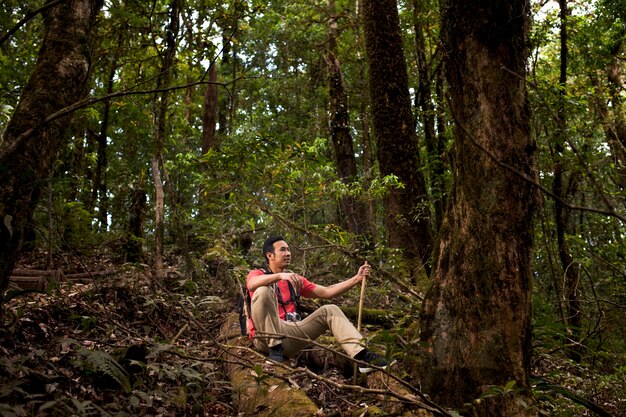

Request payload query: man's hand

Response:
[356,261,371,281]
[278,272,302,293]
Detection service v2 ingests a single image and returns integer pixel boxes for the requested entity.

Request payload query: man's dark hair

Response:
[263,235,284,264]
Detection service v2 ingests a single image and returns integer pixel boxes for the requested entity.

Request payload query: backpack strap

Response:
[238,282,252,336]
[263,268,301,317]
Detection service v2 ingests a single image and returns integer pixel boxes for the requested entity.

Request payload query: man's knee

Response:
[320,304,344,317]
[252,285,273,301]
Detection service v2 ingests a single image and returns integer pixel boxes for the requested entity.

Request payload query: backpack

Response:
[237,268,301,337]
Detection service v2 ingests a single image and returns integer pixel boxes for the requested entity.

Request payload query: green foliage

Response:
[69,314,97,332]
[70,340,132,393]
[3,0,626,415]
[251,365,270,385]
[30,200,98,253]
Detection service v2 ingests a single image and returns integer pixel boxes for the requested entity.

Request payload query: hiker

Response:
[246,235,395,373]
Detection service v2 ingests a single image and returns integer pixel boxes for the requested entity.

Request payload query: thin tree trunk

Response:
[355,0,377,237]
[362,0,433,278]
[126,186,146,263]
[198,61,218,223]
[201,63,219,154]
[152,156,165,279]
[152,0,180,281]
[218,27,231,137]
[418,0,537,414]
[412,0,445,231]
[94,55,116,231]
[553,0,582,361]
[46,175,53,270]
[67,127,87,202]
[434,63,448,224]
[0,0,103,300]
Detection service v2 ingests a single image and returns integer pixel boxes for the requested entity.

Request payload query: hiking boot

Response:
[356,349,396,374]
[267,344,286,363]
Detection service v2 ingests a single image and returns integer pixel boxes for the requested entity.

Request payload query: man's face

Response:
[268,240,291,269]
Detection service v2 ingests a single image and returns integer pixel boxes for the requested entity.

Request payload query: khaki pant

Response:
[251,286,364,358]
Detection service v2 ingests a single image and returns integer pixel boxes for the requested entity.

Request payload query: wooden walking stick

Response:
[353,260,368,382]
[357,260,368,332]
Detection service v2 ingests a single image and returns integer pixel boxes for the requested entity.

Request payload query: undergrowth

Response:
[0,255,624,416]
[0,269,233,417]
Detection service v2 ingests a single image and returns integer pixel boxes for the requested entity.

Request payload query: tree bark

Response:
[434,64,448,220]
[201,62,219,154]
[326,1,371,238]
[218,26,231,137]
[126,186,146,263]
[0,0,103,300]
[151,0,180,280]
[93,50,118,231]
[355,0,378,238]
[326,52,370,235]
[412,0,446,232]
[362,0,433,278]
[417,1,538,415]
[553,0,582,361]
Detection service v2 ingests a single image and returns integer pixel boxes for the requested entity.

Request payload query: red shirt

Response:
[246,269,317,337]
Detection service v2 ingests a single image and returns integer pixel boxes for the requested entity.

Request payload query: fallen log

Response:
[219,313,442,417]
[340,306,405,328]
[9,269,63,290]
[11,269,53,276]
[7,275,47,290]
[219,313,319,416]
[298,303,407,328]
[9,269,117,288]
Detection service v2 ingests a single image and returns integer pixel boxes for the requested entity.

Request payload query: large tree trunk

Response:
[326,52,371,236]
[0,0,103,301]
[326,0,371,238]
[355,0,378,238]
[417,1,538,415]
[362,0,433,278]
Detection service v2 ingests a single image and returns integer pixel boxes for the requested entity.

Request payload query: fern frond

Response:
[82,348,131,393]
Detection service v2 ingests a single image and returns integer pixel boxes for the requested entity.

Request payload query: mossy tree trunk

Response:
[417,0,538,415]
[326,0,372,238]
[362,0,433,278]
[220,314,319,417]
[0,0,104,301]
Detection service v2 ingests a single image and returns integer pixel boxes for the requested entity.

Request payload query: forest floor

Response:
[1,248,624,416]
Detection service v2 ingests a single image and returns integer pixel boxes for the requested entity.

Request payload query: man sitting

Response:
[246,235,395,373]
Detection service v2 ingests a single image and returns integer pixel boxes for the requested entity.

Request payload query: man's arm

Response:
[310,263,370,299]
[248,272,301,292]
